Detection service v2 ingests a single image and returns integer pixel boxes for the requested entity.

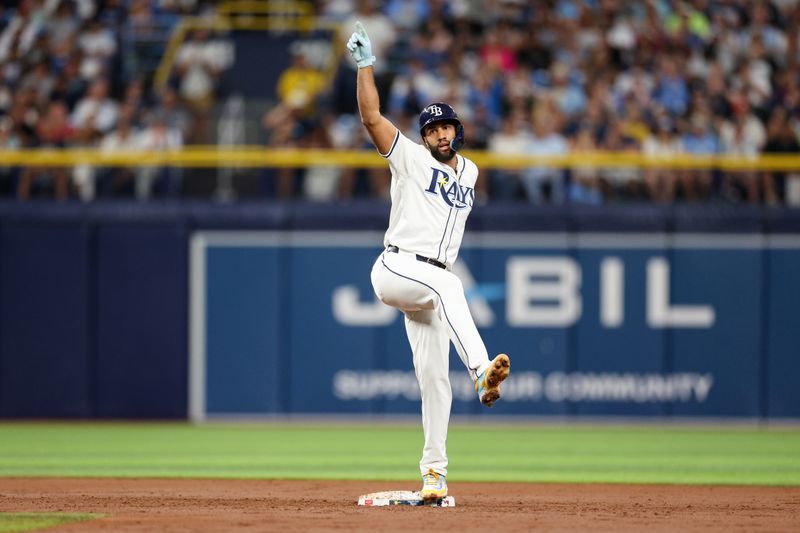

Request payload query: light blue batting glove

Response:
[346,21,375,68]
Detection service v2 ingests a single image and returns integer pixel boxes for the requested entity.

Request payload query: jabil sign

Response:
[333,256,715,329]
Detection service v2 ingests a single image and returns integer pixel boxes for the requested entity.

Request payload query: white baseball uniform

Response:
[370,128,493,477]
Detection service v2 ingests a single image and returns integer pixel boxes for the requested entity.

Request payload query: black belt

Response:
[386,245,446,270]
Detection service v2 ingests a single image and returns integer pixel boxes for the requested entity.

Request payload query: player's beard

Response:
[426,142,455,163]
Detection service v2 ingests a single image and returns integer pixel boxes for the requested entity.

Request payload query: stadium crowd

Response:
[1,0,799,205]
[0,0,224,199]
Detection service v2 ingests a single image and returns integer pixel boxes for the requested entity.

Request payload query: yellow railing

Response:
[1,148,799,170]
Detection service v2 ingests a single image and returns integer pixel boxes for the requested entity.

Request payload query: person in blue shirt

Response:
[679,112,720,201]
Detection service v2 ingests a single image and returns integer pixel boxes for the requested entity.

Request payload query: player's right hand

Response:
[346,21,375,69]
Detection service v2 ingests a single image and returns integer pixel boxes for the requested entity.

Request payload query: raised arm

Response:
[347,22,397,155]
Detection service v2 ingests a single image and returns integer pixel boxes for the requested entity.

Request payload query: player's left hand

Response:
[346,21,375,69]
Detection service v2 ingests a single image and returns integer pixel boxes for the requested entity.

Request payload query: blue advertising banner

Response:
[190,231,800,420]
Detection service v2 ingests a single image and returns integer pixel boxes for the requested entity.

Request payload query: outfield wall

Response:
[0,201,798,419]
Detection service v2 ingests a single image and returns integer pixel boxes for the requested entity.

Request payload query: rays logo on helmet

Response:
[426,105,443,116]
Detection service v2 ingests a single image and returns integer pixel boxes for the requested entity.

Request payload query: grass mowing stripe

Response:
[0,423,797,486]
[0,513,102,533]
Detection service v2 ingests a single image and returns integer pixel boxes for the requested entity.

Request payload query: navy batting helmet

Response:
[418,102,465,152]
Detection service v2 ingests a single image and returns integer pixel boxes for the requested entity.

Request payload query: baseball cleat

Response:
[476,353,510,407]
[420,469,447,501]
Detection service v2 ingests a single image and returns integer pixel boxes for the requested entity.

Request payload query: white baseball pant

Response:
[371,248,492,476]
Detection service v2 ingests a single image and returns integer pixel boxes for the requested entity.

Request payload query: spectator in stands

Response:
[416,16,453,69]
[320,0,357,22]
[712,7,748,76]
[652,56,689,117]
[720,112,761,203]
[0,69,12,116]
[599,119,642,201]
[173,27,234,143]
[744,2,787,65]
[771,69,799,117]
[606,10,638,69]
[77,17,117,81]
[0,0,46,64]
[261,101,301,198]
[45,1,81,56]
[18,100,75,200]
[158,0,200,15]
[70,77,119,138]
[705,63,732,120]
[72,88,136,201]
[719,103,767,203]
[6,87,38,149]
[26,30,52,67]
[387,56,443,118]
[762,107,800,205]
[613,65,654,112]
[152,86,192,142]
[128,0,156,31]
[480,25,518,75]
[679,112,720,201]
[522,105,569,204]
[73,0,97,20]
[502,63,535,115]
[121,78,145,117]
[463,102,493,152]
[739,37,774,114]
[618,99,650,145]
[569,97,608,145]
[567,124,603,204]
[384,0,432,31]
[277,49,326,119]
[301,120,340,202]
[0,116,20,196]
[322,112,361,200]
[50,53,88,110]
[18,60,56,107]
[548,61,587,119]
[487,114,528,201]
[439,63,475,125]
[642,119,681,203]
[97,105,141,197]
[134,110,183,199]
[466,68,503,129]
[663,1,712,48]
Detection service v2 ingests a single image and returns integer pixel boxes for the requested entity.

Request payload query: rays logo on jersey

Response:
[425,168,475,209]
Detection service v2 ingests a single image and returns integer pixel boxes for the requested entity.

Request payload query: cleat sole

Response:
[480,354,510,407]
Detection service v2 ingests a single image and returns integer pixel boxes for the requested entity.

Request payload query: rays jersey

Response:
[381,129,478,269]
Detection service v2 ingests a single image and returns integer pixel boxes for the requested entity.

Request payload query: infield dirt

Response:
[0,478,798,532]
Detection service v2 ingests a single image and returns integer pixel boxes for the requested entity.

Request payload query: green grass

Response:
[0,422,797,485]
[0,514,101,532]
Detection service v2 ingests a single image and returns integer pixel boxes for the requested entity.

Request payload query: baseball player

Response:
[347,22,511,501]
